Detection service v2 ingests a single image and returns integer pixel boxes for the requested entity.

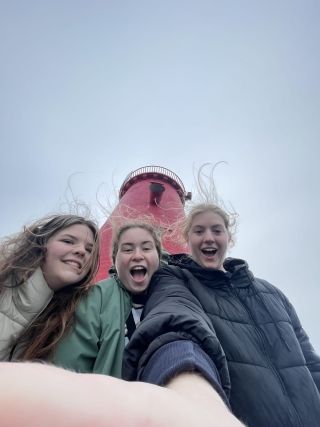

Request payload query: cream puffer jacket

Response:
[0,267,53,360]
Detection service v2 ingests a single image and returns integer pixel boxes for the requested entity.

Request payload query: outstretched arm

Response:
[123,265,230,396]
[0,362,243,427]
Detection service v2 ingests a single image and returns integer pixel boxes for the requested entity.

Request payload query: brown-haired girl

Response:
[0,214,100,361]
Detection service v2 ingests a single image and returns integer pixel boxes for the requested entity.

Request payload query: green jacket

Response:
[52,277,131,378]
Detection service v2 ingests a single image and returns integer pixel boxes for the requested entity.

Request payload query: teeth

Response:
[202,248,216,254]
[130,266,147,276]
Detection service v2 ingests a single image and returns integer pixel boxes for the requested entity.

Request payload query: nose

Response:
[132,247,144,260]
[73,243,86,257]
[203,229,214,242]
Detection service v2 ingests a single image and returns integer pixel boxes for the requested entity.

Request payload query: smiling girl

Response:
[0,214,100,361]
[123,167,320,427]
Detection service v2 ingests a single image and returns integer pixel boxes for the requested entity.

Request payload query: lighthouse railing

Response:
[120,165,186,193]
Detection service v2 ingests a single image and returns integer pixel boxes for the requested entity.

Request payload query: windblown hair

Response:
[111,220,162,266]
[180,163,238,245]
[0,214,100,361]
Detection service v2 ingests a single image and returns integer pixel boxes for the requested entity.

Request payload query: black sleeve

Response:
[122,265,231,398]
[140,340,229,405]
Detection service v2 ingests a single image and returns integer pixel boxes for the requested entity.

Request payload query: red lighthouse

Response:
[95,165,191,281]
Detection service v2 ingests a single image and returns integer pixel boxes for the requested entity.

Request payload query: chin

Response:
[131,285,147,294]
[60,274,82,287]
[202,261,218,269]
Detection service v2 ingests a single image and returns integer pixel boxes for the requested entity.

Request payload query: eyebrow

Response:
[193,224,223,229]
[121,240,154,246]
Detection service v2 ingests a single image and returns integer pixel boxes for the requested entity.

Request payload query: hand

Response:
[166,372,244,427]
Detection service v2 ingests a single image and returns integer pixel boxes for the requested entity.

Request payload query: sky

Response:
[1,1,319,351]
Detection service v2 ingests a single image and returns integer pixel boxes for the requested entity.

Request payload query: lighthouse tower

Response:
[95,165,191,281]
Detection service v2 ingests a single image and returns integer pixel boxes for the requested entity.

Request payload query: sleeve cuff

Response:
[139,340,229,405]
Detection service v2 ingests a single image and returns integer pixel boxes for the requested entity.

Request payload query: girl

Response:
[123,176,320,427]
[1,214,100,361]
[52,221,162,375]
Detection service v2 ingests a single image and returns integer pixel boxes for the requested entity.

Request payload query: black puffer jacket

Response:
[123,256,320,427]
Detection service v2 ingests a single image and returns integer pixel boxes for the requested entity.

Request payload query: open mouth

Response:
[201,248,217,257]
[130,266,147,281]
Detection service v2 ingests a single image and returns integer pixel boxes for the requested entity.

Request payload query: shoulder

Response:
[74,278,115,313]
[230,258,290,301]
[14,267,53,299]
[147,266,197,302]
[91,277,119,294]
[252,276,295,316]
[152,265,192,286]
[154,264,185,277]
[228,257,284,297]
[82,277,131,312]
[1,268,53,312]
[26,268,53,298]
[253,276,286,298]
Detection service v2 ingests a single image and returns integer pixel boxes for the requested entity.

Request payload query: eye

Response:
[194,229,203,235]
[86,247,93,254]
[61,239,73,244]
[122,247,133,253]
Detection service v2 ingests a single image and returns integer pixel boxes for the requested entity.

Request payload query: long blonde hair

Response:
[180,163,238,245]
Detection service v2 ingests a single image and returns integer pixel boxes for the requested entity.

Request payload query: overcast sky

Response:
[1,1,319,351]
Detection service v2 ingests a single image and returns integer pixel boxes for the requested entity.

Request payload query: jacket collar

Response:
[169,254,254,288]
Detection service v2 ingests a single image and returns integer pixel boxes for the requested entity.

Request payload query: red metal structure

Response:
[95,165,191,281]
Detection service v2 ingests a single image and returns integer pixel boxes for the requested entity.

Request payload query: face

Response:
[187,210,230,270]
[41,224,95,290]
[115,227,160,294]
